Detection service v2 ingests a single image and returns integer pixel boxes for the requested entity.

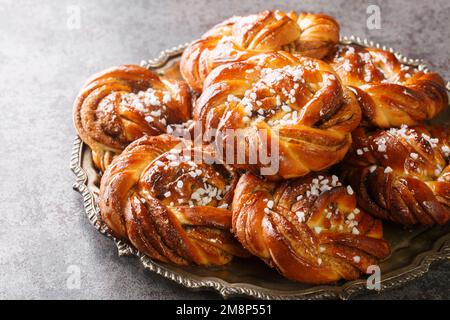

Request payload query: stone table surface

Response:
[1,0,449,300]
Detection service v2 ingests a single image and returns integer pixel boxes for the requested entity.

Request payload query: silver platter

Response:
[71,37,450,299]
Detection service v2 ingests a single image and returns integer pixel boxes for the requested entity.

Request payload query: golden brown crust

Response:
[327,45,448,128]
[340,125,450,226]
[232,172,390,284]
[181,10,340,92]
[73,64,192,171]
[194,51,361,179]
[295,12,340,58]
[99,134,248,266]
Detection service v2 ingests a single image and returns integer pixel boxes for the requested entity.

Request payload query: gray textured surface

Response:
[0,0,449,300]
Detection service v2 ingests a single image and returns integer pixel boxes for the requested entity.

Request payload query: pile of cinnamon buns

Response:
[73,10,449,284]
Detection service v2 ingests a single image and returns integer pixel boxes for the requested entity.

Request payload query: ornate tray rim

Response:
[71,36,450,300]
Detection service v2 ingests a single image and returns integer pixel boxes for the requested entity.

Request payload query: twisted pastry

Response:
[181,10,340,92]
[73,64,191,171]
[327,45,448,128]
[232,172,390,284]
[341,125,450,226]
[99,134,248,266]
[194,51,361,179]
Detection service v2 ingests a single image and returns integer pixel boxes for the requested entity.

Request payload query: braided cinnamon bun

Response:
[73,64,191,171]
[99,134,248,266]
[232,172,390,284]
[327,45,448,128]
[194,51,361,179]
[341,125,450,226]
[181,10,340,92]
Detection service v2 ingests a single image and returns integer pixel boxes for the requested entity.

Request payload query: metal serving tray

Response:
[71,36,450,299]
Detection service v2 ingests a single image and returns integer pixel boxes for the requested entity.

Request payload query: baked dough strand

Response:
[232,172,390,284]
[341,125,450,225]
[194,51,361,179]
[181,10,340,92]
[73,64,191,171]
[327,45,448,128]
[99,134,248,266]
